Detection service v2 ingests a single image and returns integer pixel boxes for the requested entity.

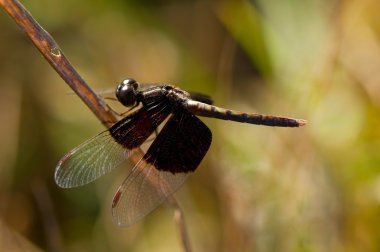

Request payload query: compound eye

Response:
[115,79,139,107]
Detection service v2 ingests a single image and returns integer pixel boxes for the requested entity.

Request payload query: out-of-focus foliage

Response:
[1,0,380,251]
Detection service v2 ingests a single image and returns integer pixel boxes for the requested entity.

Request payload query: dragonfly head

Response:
[116,78,139,107]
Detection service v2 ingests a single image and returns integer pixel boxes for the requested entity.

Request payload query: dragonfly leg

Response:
[145,129,159,143]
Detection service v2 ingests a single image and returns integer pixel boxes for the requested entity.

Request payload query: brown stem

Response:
[31,180,64,252]
[171,199,192,252]
[0,0,116,127]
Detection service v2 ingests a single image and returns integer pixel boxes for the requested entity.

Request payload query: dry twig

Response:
[0,0,116,127]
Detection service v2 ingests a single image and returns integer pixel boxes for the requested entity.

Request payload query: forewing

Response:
[112,156,188,226]
[109,98,171,149]
[55,130,129,188]
[55,98,171,188]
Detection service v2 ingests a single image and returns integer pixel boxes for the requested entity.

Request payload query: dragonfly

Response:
[55,78,306,226]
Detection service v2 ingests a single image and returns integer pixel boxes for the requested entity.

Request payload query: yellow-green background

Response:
[1,0,379,251]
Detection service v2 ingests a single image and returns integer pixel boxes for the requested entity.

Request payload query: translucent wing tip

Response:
[55,153,73,188]
[54,130,131,189]
[110,159,189,227]
[111,190,140,227]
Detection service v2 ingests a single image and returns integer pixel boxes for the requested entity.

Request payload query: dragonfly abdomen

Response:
[186,100,306,127]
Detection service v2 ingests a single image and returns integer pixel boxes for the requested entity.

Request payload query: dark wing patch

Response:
[144,109,212,174]
[109,98,171,149]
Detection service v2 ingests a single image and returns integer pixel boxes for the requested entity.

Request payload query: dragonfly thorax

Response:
[116,79,139,107]
[165,87,191,108]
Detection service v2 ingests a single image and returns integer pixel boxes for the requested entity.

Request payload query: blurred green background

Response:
[1,0,380,251]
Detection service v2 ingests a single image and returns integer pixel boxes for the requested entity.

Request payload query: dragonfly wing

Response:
[55,98,171,188]
[112,155,188,226]
[145,109,212,173]
[55,130,130,188]
[112,110,212,226]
